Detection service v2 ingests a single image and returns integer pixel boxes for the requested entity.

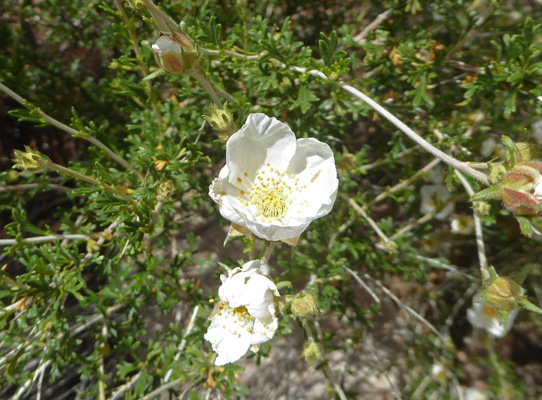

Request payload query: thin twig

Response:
[286,66,490,185]
[0,234,89,246]
[113,0,164,135]
[108,372,142,400]
[369,158,441,206]
[0,82,139,176]
[455,171,490,281]
[342,194,392,245]
[353,9,393,43]
[163,305,200,383]
[340,265,381,305]
[365,274,446,342]
[141,376,205,400]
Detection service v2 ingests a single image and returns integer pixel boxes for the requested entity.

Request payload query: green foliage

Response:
[1,0,542,399]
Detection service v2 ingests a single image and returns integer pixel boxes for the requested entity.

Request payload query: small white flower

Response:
[450,213,474,235]
[480,137,497,158]
[532,119,542,143]
[420,185,455,220]
[204,260,280,366]
[466,293,518,338]
[430,362,448,381]
[209,113,338,242]
[464,387,488,400]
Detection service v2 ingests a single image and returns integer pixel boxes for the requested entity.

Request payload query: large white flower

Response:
[209,113,338,242]
[466,293,518,338]
[204,260,280,366]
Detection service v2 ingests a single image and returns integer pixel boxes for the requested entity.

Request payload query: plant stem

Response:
[0,81,140,176]
[0,234,89,246]
[202,47,490,184]
[189,71,223,108]
[455,171,490,281]
[113,0,164,136]
[289,66,490,185]
[49,162,134,203]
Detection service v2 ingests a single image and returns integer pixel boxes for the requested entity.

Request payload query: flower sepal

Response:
[478,267,542,326]
[13,146,52,172]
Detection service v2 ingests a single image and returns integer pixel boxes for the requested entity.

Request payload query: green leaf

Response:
[289,85,319,114]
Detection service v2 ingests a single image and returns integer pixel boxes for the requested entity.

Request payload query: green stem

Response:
[0,81,140,176]
[113,0,164,137]
[189,71,223,108]
[50,163,134,203]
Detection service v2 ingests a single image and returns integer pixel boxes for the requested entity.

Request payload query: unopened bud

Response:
[157,180,174,202]
[506,142,541,163]
[474,201,491,216]
[488,163,507,185]
[126,0,146,11]
[291,293,318,319]
[203,104,235,140]
[12,146,52,172]
[300,339,322,366]
[501,161,542,216]
[481,276,524,312]
[152,33,200,74]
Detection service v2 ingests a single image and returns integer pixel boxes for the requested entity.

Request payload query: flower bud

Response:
[152,33,200,75]
[300,338,323,366]
[12,146,52,172]
[203,104,235,140]
[506,142,541,163]
[481,276,524,312]
[501,161,542,216]
[157,180,174,202]
[488,163,507,185]
[127,0,146,11]
[291,293,318,319]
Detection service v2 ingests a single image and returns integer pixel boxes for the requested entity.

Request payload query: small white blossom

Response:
[430,362,448,381]
[464,387,488,400]
[532,119,542,143]
[204,260,280,366]
[480,137,497,158]
[450,213,474,235]
[467,293,518,338]
[420,185,455,220]
[209,113,338,242]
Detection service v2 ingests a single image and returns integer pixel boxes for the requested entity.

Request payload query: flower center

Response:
[253,183,289,219]
[236,165,304,223]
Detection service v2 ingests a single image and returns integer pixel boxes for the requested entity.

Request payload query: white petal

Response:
[249,317,279,345]
[209,114,338,241]
[204,311,252,366]
[152,36,181,55]
[420,185,454,220]
[226,114,297,184]
[466,294,517,338]
[285,138,338,220]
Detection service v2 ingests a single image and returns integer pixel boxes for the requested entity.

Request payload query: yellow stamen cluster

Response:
[236,166,303,224]
[216,302,255,335]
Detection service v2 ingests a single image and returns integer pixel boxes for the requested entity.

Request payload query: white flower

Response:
[209,113,338,242]
[450,213,474,235]
[464,387,488,400]
[532,119,542,143]
[204,260,280,366]
[480,137,497,158]
[466,293,518,338]
[430,362,448,381]
[420,185,455,220]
